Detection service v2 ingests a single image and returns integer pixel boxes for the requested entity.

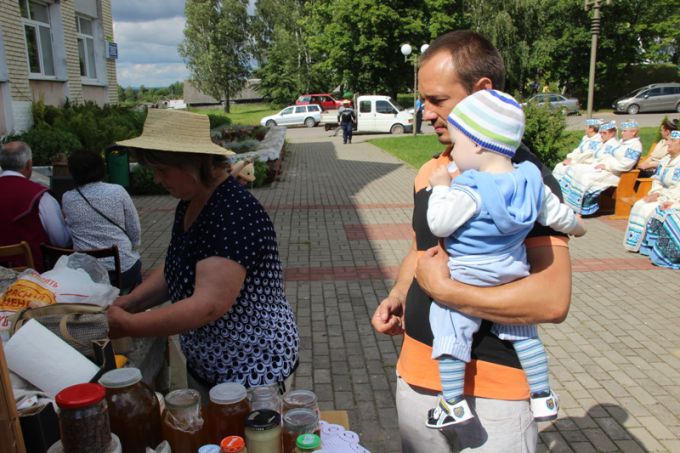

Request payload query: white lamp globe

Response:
[400,44,412,57]
[420,44,430,54]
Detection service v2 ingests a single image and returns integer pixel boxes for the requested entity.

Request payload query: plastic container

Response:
[282,408,320,453]
[105,146,130,188]
[55,383,112,453]
[161,389,206,452]
[220,435,247,452]
[207,382,250,443]
[99,368,162,453]
[244,409,281,453]
[295,433,321,452]
[198,445,222,453]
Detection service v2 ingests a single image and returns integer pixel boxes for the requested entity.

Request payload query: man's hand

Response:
[429,165,451,188]
[414,245,450,299]
[371,296,405,336]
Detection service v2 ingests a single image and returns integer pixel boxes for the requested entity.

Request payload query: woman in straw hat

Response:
[108,109,299,391]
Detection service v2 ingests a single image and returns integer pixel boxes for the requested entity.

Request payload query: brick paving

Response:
[133,129,680,452]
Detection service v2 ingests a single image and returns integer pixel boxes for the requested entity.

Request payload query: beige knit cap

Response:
[117,109,234,156]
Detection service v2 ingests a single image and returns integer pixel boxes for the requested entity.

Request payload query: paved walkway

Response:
[133,129,680,452]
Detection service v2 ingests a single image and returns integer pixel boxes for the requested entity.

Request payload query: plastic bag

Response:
[0,253,118,341]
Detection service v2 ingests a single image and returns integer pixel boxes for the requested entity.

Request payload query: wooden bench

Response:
[320,410,350,429]
[599,169,654,219]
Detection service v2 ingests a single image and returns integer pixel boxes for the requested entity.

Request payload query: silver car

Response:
[260,104,321,127]
[522,93,581,115]
[612,83,680,115]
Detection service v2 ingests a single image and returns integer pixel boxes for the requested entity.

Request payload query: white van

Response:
[321,95,413,134]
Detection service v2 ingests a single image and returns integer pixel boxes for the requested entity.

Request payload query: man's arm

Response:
[38,193,72,247]
[415,241,571,325]
[371,238,418,336]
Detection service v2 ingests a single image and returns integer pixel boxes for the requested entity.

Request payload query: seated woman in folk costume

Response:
[647,207,680,269]
[624,130,680,253]
[553,118,603,181]
[560,120,642,215]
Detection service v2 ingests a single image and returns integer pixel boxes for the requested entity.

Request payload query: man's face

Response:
[418,52,470,145]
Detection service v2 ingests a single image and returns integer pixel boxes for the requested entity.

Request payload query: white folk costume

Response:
[624,153,680,251]
[553,119,603,180]
[561,121,642,215]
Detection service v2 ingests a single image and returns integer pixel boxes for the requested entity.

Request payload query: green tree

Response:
[179,0,250,113]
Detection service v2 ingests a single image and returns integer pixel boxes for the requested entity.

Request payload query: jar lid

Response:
[296,433,321,449]
[283,407,319,428]
[245,409,280,430]
[220,436,245,452]
[99,368,142,389]
[165,388,201,408]
[283,389,317,406]
[55,383,106,409]
[209,382,247,404]
[197,445,221,453]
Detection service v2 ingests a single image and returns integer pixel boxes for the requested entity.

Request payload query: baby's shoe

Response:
[531,390,559,421]
[426,395,474,429]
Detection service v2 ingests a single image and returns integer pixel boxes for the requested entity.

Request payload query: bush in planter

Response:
[18,126,82,165]
[521,103,571,169]
[208,113,231,130]
[128,165,168,195]
[222,139,261,154]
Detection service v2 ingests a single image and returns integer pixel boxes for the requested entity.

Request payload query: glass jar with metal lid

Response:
[207,382,250,443]
[55,383,112,453]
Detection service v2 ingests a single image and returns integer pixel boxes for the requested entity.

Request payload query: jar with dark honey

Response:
[206,382,250,443]
[55,383,112,453]
[282,408,320,453]
[99,368,162,453]
[161,389,206,452]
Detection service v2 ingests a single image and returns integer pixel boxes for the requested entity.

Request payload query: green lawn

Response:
[371,127,660,170]
[190,103,280,126]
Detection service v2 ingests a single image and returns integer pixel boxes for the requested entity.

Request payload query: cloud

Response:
[117,62,189,88]
[112,0,185,23]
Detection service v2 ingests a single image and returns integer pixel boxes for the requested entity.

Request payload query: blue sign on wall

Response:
[106,42,118,60]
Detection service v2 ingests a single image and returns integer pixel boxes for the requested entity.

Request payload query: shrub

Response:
[252,159,270,188]
[128,165,167,195]
[222,139,261,154]
[208,113,231,130]
[19,126,82,165]
[521,103,571,169]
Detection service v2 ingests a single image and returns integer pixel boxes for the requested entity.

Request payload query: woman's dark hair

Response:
[68,150,106,186]
[133,148,228,187]
[662,118,679,131]
[420,30,506,93]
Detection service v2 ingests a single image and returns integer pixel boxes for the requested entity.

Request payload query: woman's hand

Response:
[644,192,660,203]
[107,305,135,339]
[660,201,674,210]
[594,164,606,170]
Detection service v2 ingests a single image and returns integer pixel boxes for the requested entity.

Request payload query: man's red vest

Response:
[0,175,50,271]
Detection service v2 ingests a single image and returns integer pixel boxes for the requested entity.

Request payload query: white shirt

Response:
[0,170,72,247]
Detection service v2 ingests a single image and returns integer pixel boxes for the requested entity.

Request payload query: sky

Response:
[112,0,256,88]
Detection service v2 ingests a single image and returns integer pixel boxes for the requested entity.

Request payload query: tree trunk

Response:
[223,89,231,113]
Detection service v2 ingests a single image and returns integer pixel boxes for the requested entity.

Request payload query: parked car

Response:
[612,83,680,114]
[260,104,322,127]
[521,93,580,115]
[320,94,413,134]
[295,93,351,110]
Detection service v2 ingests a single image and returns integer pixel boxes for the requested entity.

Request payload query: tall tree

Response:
[179,0,250,112]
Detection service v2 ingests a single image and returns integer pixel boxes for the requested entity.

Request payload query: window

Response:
[648,88,662,97]
[281,107,293,115]
[295,106,306,114]
[376,100,396,114]
[20,0,55,76]
[76,16,96,79]
[307,105,321,112]
[359,101,371,113]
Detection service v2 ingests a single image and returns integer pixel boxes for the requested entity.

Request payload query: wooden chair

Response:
[609,169,655,219]
[0,241,35,271]
[40,243,122,289]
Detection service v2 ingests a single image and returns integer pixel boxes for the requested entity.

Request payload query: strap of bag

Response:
[10,303,107,335]
[76,187,133,244]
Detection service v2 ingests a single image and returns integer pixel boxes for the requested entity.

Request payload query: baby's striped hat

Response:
[447,89,525,158]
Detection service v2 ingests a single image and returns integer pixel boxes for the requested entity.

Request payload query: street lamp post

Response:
[401,43,429,136]
[584,0,612,119]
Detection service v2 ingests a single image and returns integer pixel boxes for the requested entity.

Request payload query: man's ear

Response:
[473,77,493,91]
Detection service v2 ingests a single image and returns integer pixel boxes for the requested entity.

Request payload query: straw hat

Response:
[117,109,233,156]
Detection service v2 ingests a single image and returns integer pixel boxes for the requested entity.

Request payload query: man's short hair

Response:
[420,30,505,94]
[0,141,32,172]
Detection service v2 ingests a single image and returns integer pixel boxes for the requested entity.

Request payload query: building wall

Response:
[0,0,118,135]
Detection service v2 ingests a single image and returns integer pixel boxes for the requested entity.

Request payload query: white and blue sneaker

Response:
[531,390,559,422]
[426,395,474,429]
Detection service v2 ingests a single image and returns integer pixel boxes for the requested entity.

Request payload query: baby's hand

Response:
[572,217,587,237]
[429,165,451,188]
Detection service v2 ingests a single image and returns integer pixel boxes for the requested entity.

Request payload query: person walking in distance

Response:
[338,100,356,144]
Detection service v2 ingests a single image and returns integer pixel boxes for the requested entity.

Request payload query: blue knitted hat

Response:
[447,89,525,158]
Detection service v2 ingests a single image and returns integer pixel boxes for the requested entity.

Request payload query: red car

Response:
[295,93,351,111]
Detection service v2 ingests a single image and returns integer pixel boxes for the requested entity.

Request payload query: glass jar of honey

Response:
[244,409,281,453]
[161,389,206,452]
[282,390,319,416]
[99,368,162,453]
[55,383,112,453]
[206,382,250,443]
[282,408,320,453]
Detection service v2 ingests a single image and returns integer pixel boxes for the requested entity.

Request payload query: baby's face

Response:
[448,126,482,172]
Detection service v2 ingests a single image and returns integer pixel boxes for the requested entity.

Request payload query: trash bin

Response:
[105,145,130,188]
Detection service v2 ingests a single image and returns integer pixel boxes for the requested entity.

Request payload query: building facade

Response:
[0,0,118,136]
